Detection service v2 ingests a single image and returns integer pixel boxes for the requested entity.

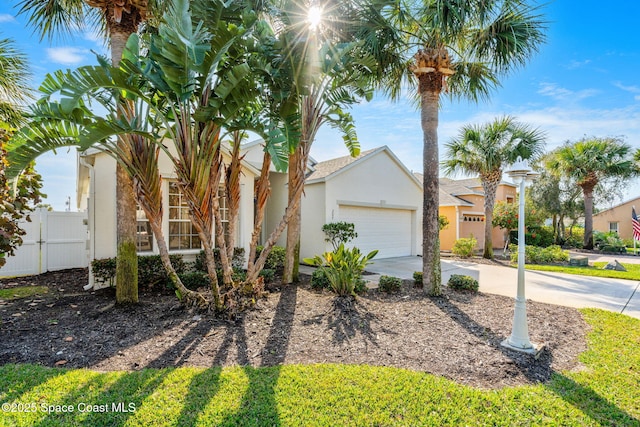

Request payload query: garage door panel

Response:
[339,206,412,258]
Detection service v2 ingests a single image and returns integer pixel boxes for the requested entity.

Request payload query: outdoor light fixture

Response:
[502,157,543,355]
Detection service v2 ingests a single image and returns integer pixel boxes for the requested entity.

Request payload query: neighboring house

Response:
[593,196,640,240]
[424,176,517,251]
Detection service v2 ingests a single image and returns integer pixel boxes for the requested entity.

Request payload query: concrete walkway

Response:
[364,256,640,319]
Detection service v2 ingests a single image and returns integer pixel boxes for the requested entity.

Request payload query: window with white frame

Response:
[168,182,201,250]
[609,222,619,234]
[218,186,230,239]
[136,205,153,252]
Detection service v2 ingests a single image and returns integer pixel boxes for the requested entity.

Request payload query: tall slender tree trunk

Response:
[480,173,502,260]
[112,28,138,304]
[419,85,442,296]
[283,144,304,284]
[582,184,595,249]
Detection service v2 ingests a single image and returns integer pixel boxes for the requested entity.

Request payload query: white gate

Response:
[0,209,88,278]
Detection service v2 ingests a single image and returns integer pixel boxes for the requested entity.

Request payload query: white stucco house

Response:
[77,141,422,288]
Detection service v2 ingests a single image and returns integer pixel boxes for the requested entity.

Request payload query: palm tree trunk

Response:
[582,184,595,249]
[112,28,138,304]
[420,86,442,296]
[283,144,304,284]
[480,172,502,259]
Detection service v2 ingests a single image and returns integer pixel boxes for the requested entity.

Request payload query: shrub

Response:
[564,228,584,249]
[447,274,479,292]
[258,268,275,284]
[91,258,117,287]
[526,226,554,247]
[177,272,210,290]
[509,244,569,264]
[303,244,378,296]
[91,254,186,289]
[452,236,477,258]
[322,222,357,250]
[310,268,331,290]
[378,275,402,293]
[413,271,423,286]
[256,245,286,272]
[194,247,245,272]
[354,278,368,294]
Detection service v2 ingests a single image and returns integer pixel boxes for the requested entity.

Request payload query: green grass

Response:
[1,309,638,426]
[0,286,48,300]
[525,262,640,281]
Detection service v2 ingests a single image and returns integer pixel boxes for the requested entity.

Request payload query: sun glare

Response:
[307,5,323,30]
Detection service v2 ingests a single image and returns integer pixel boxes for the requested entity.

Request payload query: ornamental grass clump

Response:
[304,244,377,296]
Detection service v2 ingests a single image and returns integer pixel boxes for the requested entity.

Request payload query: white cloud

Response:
[46,47,89,65]
[613,82,640,102]
[537,82,599,102]
[566,59,591,69]
[0,14,15,23]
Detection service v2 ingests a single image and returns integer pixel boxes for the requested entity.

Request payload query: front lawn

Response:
[525,262,640,281]
[1,309,638,426]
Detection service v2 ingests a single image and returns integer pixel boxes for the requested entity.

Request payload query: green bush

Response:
[509,244,569,264]
[258,268,275,284]
[447,274,479,292]
[413,271,423,286]
[91,258,117,287]
[177,272,210,290]
[303,244,377,296]
[322,222,357,250]
[526,226,554,247]
[310,268,331,290]
[378,275,402,293]
[354,278,368,294]
[452,236,477,258]
[256,245,286,272]
[194,247,245,272]
[91,254,186,289]
[564,228,584,249]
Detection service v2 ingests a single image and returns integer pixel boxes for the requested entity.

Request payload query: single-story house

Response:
[424,176,517,251]
[593,196,640,240]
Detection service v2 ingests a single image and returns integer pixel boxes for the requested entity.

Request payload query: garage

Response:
[339,205,414,258]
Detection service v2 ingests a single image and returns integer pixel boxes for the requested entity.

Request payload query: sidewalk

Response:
[362,256,640,319]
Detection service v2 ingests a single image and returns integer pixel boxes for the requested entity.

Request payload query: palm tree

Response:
[0,35,32,127]
[442,116,545,259]
[17,0,164,304]
[545,137,637,249]
[375,0,545,295]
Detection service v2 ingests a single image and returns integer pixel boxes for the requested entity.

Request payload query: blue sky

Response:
[1,1,639,210]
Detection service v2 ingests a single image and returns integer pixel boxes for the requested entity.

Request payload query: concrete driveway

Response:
[366,256,640,319]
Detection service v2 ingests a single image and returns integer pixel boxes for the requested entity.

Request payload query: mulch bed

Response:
[0,268,588,389]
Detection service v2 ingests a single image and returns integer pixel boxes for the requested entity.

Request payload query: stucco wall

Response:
[300,183,327,259]
[593,197,640,240]
[263,172,289,248]
[439,205,458,251]
[302,150,423,259]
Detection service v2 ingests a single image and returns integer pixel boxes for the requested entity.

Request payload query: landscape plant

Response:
[451,236,477,258]
[443,116,545,259]
[322,222,358,250]
[447,274,479,292]
[509,244,569,264]
[378,275,402,293]
[303,243,378,296]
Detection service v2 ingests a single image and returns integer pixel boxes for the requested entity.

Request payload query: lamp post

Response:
[501,157,542,355]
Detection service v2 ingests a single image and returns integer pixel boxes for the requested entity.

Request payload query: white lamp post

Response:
[501,157,543,355]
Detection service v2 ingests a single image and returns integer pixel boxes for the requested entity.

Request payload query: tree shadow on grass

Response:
[0,364,66,404]
[547,374,639,425]
[431,295,554,383]
[216,284,299,426]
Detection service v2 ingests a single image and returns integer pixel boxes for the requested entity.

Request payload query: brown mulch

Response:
[0,268,589,389]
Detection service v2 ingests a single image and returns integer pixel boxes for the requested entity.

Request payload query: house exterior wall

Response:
[438,183,517,251]
[263,172,289,247]
[593,196,640,240]
[300,182,327,259]
[299,150,423,260]
[82,149,256,269]
[438,205,458,250]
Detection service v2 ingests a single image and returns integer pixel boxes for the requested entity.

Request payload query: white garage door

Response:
[339,206,413,258]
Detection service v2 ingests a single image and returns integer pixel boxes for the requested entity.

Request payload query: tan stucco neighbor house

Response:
[422,176,517,251]
[593,196,640,240]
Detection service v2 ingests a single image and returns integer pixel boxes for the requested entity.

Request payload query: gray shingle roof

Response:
[305,148,379,182]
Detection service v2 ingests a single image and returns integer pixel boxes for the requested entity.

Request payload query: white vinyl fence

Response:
[0,209,88,277]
